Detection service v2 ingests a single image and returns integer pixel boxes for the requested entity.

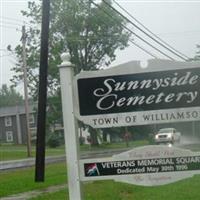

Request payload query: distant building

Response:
[0,105,36,144]
[0,104,123,145]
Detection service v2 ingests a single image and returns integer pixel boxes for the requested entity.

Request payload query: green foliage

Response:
[12,0,130,95]
[0,84,23,107]
[2,162,200,200]
[102,125,153,144]
[128,125,154,141]
[11,1,131,137]
[46,90,63,133]
[0,162,67,197]
[47,133,61,148]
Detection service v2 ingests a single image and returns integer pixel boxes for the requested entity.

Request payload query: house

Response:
[0,105,36,144]
[0,104,119,145]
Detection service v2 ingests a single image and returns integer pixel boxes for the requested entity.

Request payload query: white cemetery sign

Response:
[80,145,200,186]
[74,59,200,128]
[59,57,200,200]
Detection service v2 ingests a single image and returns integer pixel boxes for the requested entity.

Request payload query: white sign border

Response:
[74,59,200,128]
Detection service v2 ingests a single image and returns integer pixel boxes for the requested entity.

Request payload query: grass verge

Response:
[0,140,149,161]
[0,145,66,161]
[0,162,67,197]
[1,161,200,200]
[31,176,200,200]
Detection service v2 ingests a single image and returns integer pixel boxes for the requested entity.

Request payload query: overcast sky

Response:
[0,0,200,92]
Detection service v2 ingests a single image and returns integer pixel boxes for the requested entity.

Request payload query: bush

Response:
[79,136,85,145]
[47,133,61,148]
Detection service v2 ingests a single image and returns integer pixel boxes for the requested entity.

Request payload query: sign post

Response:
[58,53,83,200]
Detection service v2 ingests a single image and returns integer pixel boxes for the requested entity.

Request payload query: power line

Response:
[103,0,186,61]
[112,0,190,60]
[101,0,187,61]
[0,53,14,58]
[0,16,25,22]
[79,0,157,59]
[90,0,175,60]
[65,35,158,58]
[0,20,24,28]
[158,30,200,35]
[0,24,21,31]
[0,16,32,27]
[129,39,158,59]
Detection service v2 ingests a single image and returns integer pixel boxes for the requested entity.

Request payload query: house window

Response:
[5,116,12,127]
[29,114,35,124]
[6,131,13,142]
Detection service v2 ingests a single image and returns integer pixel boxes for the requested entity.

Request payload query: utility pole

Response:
[21,25,32,157]
[35,0,50,182]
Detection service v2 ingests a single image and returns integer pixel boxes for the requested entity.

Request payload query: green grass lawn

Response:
[33,176,200,200]
[0,144,66,161]
[0,162,67,197]
[0,140,149,161]
[1,161,200,200]
[2,140,199,162]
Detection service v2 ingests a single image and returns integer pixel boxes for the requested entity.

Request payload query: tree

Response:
[0,84,23,107]
[193,44,200,61]
[11,0,131,145]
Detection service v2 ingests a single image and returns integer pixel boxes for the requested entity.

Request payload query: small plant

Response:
[47,133,61,148]
[79,136,85,145]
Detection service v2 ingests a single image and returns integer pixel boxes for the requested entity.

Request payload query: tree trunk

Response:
[103,132,107,142]
[124,127,130,147]
[89,127,99,147]
[79,128,84,145]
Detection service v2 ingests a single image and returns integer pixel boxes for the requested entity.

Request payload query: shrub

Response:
[47,133,61,148]
[79,136,85,145]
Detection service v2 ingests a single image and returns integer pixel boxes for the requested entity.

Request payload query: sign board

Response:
[59,56,200,200]
[80,145,200,186]
[74,60,200,128]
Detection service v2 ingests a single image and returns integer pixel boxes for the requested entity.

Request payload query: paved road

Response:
[0,148,130,171]
[1,143,199,171]
[0,155,66,171]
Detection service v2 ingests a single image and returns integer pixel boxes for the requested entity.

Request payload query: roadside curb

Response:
[0,148,131,171]
[0,155,66,171]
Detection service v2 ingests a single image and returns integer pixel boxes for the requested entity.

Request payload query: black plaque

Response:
[84,156,200,177]
[78,67,200,116]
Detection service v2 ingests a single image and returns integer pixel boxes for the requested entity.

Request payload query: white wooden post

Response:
[58,53,83,200]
